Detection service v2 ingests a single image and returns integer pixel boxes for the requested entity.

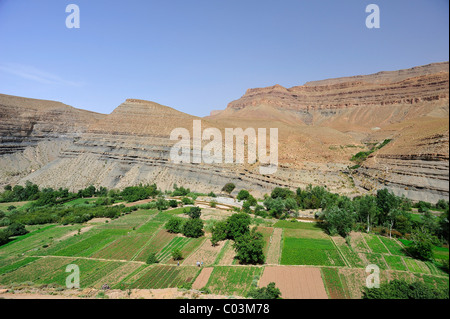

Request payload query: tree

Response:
[408,227,439,261]
[172,248,183,261]
[185,206,201,219]
[211,221,228,246]
[387,209,401,239]
[237,190,250,201]
[182,218,204,238]
[247,282,282,299]
[376,189,400,225]
[356,195,378,233]
[222,183,236,195]
[323,206,355,238]
[226,213,251,240]
[166,217,183,233]
[233,229,265,264]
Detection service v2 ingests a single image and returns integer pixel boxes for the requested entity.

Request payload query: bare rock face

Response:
[0,62,448,202]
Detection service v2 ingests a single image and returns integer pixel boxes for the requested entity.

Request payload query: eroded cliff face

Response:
[0,62,448,202]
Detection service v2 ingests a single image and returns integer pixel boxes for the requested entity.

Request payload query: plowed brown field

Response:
[259,266,328,299]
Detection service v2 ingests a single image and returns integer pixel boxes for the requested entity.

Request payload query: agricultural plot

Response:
[265,228,282,265]
[321,267,348,299]
[349,232,371,253]
[0,257,39,276]
[51,229,128,257]
[384,255,408,271]
[133,229,176,262]
[273,220,322,231]
[100,210,156,230]
[183,239,225,266]
[363,234,390,254]
[260,266,328,299]
[332,236,364,268]
[37,258,118,287]
[206,266,262,296]
[256,226,274,257]
[378,236,408,256]
[359,253,388,270]
[215,240,236,265]
[404,258,431,274]
[91,262,142,289]
[0,257,76,285]
[128,265,200,289]
[0,224,80,257]
[156,237,193,263]
[281,237,346,267]
[92,234,152,260]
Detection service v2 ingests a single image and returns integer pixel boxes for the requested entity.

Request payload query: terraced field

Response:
[127,265,200,289]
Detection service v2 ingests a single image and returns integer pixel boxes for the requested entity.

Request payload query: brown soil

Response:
[259,266,328,299]
[192,267,214,290]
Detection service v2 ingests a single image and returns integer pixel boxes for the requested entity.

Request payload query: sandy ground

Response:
[259,266,328,299]
[192,267,214,290]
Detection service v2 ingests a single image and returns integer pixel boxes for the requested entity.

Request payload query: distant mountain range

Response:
[1,62,448,202]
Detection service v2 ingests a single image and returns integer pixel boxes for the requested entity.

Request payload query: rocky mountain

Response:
[0,62,448,202]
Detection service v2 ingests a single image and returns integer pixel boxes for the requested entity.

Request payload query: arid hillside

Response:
[0,62,448,202]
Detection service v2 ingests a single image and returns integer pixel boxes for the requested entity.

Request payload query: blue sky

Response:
[0,0,448,117]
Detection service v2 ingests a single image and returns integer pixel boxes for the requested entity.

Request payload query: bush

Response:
[172,248,183,260]
[222,183,236,194]
[363,279,448,299]
[6,223,29,237]
[247,282,281,299]
[146,252,159,264]
[237,190,250,201]
[168,200,178,208]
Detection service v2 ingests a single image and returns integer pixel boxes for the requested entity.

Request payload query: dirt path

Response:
[266,228,282,264]
[259,266,328,299]
[192,267,214,290]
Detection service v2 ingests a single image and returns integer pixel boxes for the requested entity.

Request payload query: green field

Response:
[363,234,390,254]
[321,267,348,299]
[127,265,200,289]
[281,237,346,266]
[206,266,262,296]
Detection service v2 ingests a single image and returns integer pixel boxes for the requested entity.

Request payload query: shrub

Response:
[146,252,159,265]
[172,248,183,260]
[168,200,178,208]
[247,282,281,299]
[222,183,236,194]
